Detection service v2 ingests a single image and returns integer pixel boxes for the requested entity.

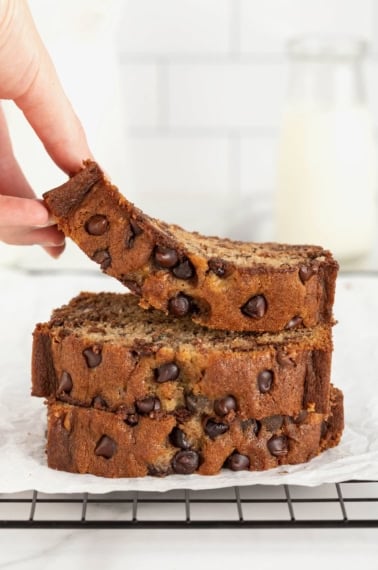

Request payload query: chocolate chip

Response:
[263,415,284,431]
[85,214,109,236]
[95,435,117,459]
[172,259,195,280]
[241,295,267,319]
[83,345,102,368]
[57,371,73,394]
[208,258,231,278]
[205,418,229,439]
[168,294,192,317]
[125,413,139,426]
[267,435,289,457]
[172,450,199,474]
[154,246,179,269]
[285,316,303,330]
[227,453,250,471]
[185,393,209,413]
[169,427,190,449]
[92,396,107,409]
[257,370,274,393]
[214,396,237,416]
[155,362,180,383]
[299,265,317,284]
[135,396,161,414]
[92,249,111,270]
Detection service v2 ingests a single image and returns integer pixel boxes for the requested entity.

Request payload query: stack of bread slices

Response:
[32,161,344,478]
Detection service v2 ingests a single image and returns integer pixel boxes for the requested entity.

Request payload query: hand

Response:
[0,0,93,257]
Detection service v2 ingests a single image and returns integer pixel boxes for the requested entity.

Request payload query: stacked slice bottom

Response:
[32,292,343,478]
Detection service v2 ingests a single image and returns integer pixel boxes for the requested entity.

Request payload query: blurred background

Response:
[2,0,378,270]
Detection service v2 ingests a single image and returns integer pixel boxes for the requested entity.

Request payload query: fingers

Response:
[0,103,36,199]
[0,224,65,247]
[0,194,51,227]
[12,4,93,174]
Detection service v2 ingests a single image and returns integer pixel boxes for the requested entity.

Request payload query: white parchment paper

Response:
[0,268,377,493]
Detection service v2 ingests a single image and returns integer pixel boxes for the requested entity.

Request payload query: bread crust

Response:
[46,386,343,477]
[43,161,339,332]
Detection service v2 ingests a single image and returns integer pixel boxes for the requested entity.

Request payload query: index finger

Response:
[11,3,93,174]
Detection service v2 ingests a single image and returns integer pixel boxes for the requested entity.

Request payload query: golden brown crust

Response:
[43,161,338,332]
[32,292,333,418]
[46,386,343,477]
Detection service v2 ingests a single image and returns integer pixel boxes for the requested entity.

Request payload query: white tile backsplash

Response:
[117,0,230,55]
[240,0,374,54]
[240,136,279,196]
[121,64,160,127]
[168,63,287,128]
[129,135,230,196]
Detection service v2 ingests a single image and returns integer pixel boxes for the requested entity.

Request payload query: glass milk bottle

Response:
[275,38,377,265]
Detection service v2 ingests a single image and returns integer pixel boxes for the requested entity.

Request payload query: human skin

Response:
[0,0,92,256]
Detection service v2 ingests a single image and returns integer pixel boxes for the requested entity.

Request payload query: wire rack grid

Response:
[1,480,377,529]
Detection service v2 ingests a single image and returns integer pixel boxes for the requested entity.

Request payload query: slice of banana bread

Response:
[43,161,338,332]
[32,292,333,419]
[46,385,343,477]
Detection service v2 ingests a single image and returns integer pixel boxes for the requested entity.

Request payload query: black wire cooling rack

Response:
[1,480,377,529]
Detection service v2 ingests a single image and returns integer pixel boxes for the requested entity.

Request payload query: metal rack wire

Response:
[1,480,377,529]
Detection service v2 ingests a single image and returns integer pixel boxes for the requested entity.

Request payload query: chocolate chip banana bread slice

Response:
[43,161,338,332]
[46,385,343,477]
[32,292,333,419]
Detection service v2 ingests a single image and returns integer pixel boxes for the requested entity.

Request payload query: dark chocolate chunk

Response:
[169,427,190,449]
[214,396,237,416]
[263,415,284,431]
[83,345,102,368]
[257,370,274,393]
[57,371,73,394]
[172,259,195,280]
[154,246,179,269]
[135,396,161,414]
[267,435,289,457]
[185,393,209,414]
[95,435,117,459]
[299,265,317,284]
[172,450,199,474]
[227,453,250,471]
[241,294,267,319]
[92,395,107,409]
[92,249,111,270]
[125,413,139,426]
[205,418,229,439]
[208,258,231,278]
[155,362,180,383]
[85,214,109,236]
[168,294,192,317]
[285,316,303,330]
